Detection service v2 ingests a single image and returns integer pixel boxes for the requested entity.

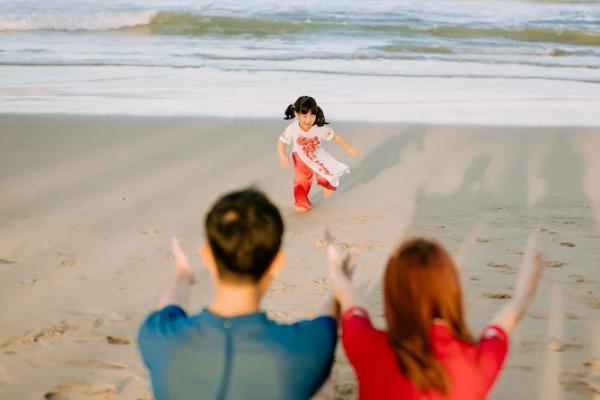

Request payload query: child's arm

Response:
[333,133,359,157]
[277,140,290,169]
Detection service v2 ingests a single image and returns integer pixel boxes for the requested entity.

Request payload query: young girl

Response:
[278,96,358,212]
[325,234,544,399]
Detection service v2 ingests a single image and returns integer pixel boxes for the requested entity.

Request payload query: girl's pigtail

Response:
[284,104,295,120]
[315,106,329,126]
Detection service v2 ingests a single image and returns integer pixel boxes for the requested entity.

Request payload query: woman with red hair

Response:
[326,234,543,399]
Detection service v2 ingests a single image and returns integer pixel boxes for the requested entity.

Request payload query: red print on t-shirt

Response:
[297,136,330,175]
[296,136,329,175]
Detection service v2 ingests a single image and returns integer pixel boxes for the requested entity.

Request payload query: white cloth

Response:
[279,121,350,187]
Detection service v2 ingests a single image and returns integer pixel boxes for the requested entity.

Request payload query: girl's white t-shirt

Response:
[279,121,350,187]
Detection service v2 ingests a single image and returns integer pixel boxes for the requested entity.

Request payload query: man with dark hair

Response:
[138,188,338,400]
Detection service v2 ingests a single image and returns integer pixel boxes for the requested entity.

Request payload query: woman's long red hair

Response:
[384,238,475,394]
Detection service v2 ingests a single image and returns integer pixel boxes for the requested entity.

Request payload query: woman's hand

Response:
[490,245,544,335]
[513,252,544,305]
[324,230,356,281]
[323,230,362,312]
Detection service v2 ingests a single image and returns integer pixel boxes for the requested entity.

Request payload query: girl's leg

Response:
[292,153,314,210]
[316,174,336,199]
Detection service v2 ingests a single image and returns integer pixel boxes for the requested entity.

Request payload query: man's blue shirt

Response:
[138,305,337,400]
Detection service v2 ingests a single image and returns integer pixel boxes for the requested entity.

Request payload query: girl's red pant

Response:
[292,152,336,209]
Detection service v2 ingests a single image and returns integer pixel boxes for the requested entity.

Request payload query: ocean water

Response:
[1,0,599,125]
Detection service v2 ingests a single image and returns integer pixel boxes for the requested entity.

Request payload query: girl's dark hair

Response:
[283,95,329,127]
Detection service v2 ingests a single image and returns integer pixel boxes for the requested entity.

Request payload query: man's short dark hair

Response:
[205,188,284,283]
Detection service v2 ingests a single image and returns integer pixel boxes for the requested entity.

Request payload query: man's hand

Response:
[172,237,196,285]
[158,237,197,309]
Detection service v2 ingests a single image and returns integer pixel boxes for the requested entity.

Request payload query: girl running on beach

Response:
[277,96,358,212]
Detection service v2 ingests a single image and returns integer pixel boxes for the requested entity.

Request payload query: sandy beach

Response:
[0,114,598,399]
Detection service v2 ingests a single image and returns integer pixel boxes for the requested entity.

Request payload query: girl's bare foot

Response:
[295,205,310,212]
[323,188,333,198]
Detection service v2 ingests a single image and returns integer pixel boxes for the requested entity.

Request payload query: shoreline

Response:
[2,112,600,129]
[2,65,600,127]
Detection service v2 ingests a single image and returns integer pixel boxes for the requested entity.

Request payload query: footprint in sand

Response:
[486,262,516,275]
[2,321,75,350]
[268,280,297,295]
[353,216,368,222]
[584,293,600,310]
[483,292,512,300]
[105,311,134,323]
[539,228,557,235]
[0,258,18,265]
[560,368,600,398]
[547,341,583,352]
[476,237,492,243]
[527,313,549,320]
[336,384,357,398]
[56,251,80,267]
[106,335,131,345]
[56,258,79,267]
[560,242,576,248]
[310,277,329,294]
[45,382,118,400]
[141,228,160,235]
[583,359,600,376]
[65,359,126,370]
[560,378,599,397]
[546,260,568,268]
[569,274,591,283]
[129,255,147,263]
[313,277,327,285]
[517,340,545,352]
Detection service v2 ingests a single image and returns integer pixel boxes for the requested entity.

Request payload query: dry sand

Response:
[0,115,598,399]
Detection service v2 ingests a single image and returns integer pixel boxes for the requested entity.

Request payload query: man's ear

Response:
[200,242,218,275]
[266,250,285,278]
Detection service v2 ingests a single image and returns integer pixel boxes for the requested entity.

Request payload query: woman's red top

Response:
[342,307,509,400]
